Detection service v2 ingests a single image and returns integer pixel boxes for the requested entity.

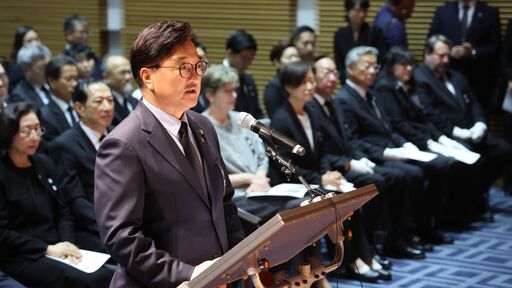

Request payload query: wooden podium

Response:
[180,184,378,288]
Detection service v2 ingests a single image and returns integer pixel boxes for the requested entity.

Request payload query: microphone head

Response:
[235,112,256,129]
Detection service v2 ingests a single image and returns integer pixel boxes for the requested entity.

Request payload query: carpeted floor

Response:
[329,187,512,288]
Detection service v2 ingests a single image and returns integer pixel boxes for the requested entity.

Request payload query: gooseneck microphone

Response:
[235,112,306,156]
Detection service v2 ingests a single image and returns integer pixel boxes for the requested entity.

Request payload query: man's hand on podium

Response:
[191,258,226,288]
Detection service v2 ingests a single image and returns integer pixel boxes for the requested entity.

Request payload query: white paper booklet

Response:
[247,180,357,199]
[46,249,111,273]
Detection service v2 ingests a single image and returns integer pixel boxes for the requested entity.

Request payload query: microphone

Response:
[235,112,306,156]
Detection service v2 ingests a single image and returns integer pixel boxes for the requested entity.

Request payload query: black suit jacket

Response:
[50,124,98,233]
[236,72,263,119]
[40,99,74,143]
[428,1,501,80]
[306,98,367,172]
[334,85,407,161]
[269,101,327,186]
[264,73,288,118]
[0,153,74,262]
[8,79,47,108]
[94,102,244,287]
[414,64,486,134]
[375,75,444,149]
[112,92,139,126]
[333,23,388,83]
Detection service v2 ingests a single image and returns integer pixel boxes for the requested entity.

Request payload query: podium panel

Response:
[188,184,378,288]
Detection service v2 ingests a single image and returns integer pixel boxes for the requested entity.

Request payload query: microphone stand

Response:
[258,133,328,200]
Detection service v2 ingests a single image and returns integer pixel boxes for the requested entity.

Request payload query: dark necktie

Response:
[67,105,77,126]
[99,134,106,143]
[324,100,338,124]
[461,4,470,41]
[178,121,207,195]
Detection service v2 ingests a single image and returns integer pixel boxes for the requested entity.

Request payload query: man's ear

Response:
[74,101,85,118]
[204,90,214,102]
[140,68,153,90]
[346,64,355,78]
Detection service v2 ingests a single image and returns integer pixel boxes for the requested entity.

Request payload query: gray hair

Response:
[424,34,452,54]
[345,46,379,68]
[17,44,51,69]
[201,64,239,94]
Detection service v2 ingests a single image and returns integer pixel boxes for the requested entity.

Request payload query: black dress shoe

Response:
[374,255,392,270]
[422,230,454,245]
[373,268,392,281]
[345,267,380,283]
[383,244,426,259]
[409,235,434,252]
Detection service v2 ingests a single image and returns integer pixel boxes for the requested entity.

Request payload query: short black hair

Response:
[225,30,257,54]
[345,0,370,11]
[130,20,195,87]
[63,14,88,34]
[269,42,295,63]
[0,102,40,149]
[63,43,96,61]
[290,26,316,44]
[45,56,77,81]
[384,47,414,74]
[0,56,8,72]
[280,61,312,88]
[312,54,330,75]
[424,34,452,54]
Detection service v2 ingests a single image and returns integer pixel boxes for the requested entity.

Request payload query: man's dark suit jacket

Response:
[334,85,407,161]
[94,102,244,288]
[414,64,486,135]
[236,72,263,119]
[112,92,139,126]
[333,23,388,83]
[0,153,74,262]
[428,1,501,106]
[306,98,366,172]
[269,101,327,186]
[8,79,47,108]
[504,19,512,83]
[40,99,73,143]
[375,75,444,150]
[50,125,99,238]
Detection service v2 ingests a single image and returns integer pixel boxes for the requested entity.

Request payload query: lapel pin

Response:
[199,129,205,144]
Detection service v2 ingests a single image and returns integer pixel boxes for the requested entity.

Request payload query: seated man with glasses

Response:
[94,20,244,288]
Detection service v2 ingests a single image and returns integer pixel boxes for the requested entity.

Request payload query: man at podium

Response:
[94,20,244,288]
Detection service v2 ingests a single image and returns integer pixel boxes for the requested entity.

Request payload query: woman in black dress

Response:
[0,102,112,287]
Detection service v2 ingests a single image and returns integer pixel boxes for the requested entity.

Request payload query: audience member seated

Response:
[0,102,112,287]
[334,0,388,83]
[40,56,80,143]
[201,64,295,223]
[62,15,102,81]
[8,44,51,108]
[8,25,42,91]
[309,55,432,280]
[50,81,114,252]
[373,0,415,49]
[103,55,137,126]
[334,46,454,250]
[375,47,480,229]
[269,61,335,288]
[428,0,500,115]
[0,58,9,112]
[64,43,98,83]
[264,42,300,118]
[223,30,263,119]
[290,26,317,63]
[414,35,512,221]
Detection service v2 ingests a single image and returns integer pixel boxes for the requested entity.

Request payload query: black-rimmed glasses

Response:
[19,127,46,138]
[151,60,208,78]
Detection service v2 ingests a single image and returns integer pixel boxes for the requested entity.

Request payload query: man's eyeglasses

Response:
[151,61,208,78]
[19,127,45,138]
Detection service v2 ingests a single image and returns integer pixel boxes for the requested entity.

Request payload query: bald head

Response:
[103,55,133,94]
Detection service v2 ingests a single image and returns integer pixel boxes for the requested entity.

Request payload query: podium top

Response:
[188,184,378,288]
